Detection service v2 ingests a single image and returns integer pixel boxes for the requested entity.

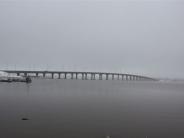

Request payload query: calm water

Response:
[0,79,184,138]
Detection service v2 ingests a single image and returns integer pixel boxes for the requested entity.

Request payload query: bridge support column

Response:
[99,74,102,80]
[125,75,128,80]
[112,74,114,80]
[82,73,84,80]
[51,73,54,79]
[130,76,132,81]
[91,74,95,80]
[24,73,27,77]
[90,74,92,80]
[71,73,73,79]
[134,76,137,80]
[58,73,61,79]
[136,76,138,80]
[134,76,136,81]
[85,73,87,80]
[133,76,135,80]
[106,74,108,80]
[84,73,87,80]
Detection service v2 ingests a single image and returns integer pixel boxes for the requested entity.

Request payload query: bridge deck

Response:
[2,70,157,81]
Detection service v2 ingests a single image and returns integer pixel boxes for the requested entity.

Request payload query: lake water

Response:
[0,79,184,138]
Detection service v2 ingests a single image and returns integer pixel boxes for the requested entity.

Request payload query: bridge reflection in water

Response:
[3,70,157,81]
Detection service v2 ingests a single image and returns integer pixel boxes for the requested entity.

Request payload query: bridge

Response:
[2,70,157,81]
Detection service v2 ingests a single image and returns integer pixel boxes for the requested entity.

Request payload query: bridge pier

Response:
[24,72,27,77]
[91,74,95,80]
[112,74,114,80]
[134,76,137,81]
[51,73,54,79]
[135,76,138,81]
[58,73,61,79]
[99,74,102,80]
[93,74,96,80]
[75,73,78,79]
[90,74,93,80]
[85,73,87,80]
[70,73,73,79]
[136,76,139,81]
[81,73,84,80]
[106,74,108,80]
[133,76,135,80]
[128,75,130,81]
[125,75,128,80]
[122,75,124,80]
[85,73,88,80]
[130,76,132,81]
[129,76,131,80]
[35,73,38,77]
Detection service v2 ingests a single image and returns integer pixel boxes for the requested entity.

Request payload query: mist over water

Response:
[0,79,184,138]
[0,1,184,79]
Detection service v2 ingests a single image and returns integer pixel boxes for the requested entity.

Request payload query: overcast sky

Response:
[0,0,184,79]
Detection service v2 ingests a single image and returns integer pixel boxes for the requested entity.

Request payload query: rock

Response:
[21,118,29,120]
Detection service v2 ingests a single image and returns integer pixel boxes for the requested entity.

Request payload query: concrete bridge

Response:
[2,70,157,81]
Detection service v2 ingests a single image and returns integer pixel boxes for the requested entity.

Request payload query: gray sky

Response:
[0,0,184,79]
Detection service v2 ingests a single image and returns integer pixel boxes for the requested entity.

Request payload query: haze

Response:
[0,0,184,79]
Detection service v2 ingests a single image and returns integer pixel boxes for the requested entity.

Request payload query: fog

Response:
[0,0,184,79]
